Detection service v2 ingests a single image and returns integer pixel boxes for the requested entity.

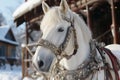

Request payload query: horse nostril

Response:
[38,60,44,68]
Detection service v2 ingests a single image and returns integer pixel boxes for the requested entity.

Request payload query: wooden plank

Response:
[22,48,25,79]
[111,0,120,44]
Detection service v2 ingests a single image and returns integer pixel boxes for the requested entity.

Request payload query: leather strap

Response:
[101,48,120,80]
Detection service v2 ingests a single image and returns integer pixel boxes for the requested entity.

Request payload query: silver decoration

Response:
[32,16,107,80]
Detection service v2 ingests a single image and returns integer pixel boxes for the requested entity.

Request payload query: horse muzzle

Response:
[32,47,55,72]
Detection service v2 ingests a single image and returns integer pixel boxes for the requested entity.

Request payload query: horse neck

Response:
[73,13,91,68]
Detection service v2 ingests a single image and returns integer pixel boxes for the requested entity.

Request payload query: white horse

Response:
[32,0,120,80]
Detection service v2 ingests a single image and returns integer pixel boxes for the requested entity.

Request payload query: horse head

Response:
[32,0,92,72]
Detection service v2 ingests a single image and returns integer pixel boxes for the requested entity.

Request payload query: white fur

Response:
[40,3,92,70]
[33,0,120,79]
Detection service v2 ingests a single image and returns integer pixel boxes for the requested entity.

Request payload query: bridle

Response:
[31,14,120,80]
[31,15,80,79]
[37,15,78,59]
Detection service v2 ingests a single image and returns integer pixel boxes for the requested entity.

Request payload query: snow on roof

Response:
[0,25,19,45]
[13,0,44,20]
[0,25,10,37]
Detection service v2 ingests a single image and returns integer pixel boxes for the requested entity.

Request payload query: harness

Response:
[97,47,120,80]
[52,40,102,80]
[30,15,120,80]
[51,41,120,80]
[32,40,120,80]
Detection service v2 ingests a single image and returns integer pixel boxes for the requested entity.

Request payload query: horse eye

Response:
[58,27,64,32]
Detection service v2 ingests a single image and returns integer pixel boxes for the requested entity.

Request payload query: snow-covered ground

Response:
[0,64,22,80]
[0,0,42,79]
[0,1,24,79]
[0,64,43,80]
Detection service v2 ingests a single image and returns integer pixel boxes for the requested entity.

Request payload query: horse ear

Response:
[42,1,50,14]
[60,0,69,14]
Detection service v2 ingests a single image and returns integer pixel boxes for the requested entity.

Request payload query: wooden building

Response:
[0,25,18,59]
[13,0,120,78]
[13,0,120,44]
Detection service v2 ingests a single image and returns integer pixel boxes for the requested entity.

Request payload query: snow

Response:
[23,77,43,80]
[0,25,19,45]
[0,0,26,36]
[0,64,22,80]
[13,0,43,20]
[0,63,44,80]
[23,77,33,80]
[0,1,25,80]
[0,25,10,37]
[0,64,42,80]
[0,0,24,25]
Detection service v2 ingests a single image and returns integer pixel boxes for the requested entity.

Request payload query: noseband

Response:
[37,15,78,59]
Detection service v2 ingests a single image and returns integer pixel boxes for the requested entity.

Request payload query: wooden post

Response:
[24,22,29,77]
[85,0,92,31]
[22,47,25,79]
[111,0,119,44]
[23,0,29,78]
[21,0,28,79]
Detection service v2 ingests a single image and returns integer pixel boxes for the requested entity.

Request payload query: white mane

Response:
[72,11,92,43]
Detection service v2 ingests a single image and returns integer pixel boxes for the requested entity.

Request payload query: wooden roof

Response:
[0,25,19,45]
[14,0,119,27]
